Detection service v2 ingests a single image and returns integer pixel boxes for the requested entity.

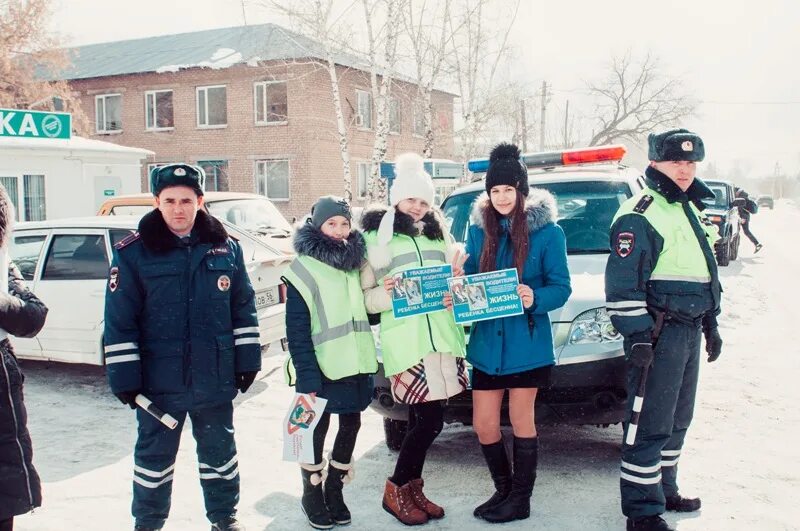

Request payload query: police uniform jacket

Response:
[605,166,721,346]
[103,209,261,411]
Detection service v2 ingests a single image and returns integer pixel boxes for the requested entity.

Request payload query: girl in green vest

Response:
[283,196,378,530]
[360,153,468,526]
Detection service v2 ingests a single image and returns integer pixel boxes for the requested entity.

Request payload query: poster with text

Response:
[391,264,453,319]
[448,268,524,324]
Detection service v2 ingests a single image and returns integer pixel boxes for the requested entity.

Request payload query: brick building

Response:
[57,23,456,219]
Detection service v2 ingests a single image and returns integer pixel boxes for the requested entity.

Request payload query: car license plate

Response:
[255,287,279,309]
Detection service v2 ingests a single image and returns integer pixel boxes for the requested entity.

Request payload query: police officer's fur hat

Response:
[150,163,205,197]
[485,142,530,197]
[648,129,705,162]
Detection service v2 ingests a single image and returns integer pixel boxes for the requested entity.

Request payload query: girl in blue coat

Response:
[457,143,571,523]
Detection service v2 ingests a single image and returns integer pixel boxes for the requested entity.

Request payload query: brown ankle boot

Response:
[382,478,429,526]
[408,478,445,519]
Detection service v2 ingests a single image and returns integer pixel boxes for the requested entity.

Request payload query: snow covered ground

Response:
[16,202,799,530]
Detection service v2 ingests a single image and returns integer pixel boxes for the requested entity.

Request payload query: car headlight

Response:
[568,308,622,344]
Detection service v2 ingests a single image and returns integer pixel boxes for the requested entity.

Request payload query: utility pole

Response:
[520,99,528,152]
[539,80,548,151]
[563,99,570,148]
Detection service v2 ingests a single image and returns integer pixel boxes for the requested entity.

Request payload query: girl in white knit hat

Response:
[359,153,467,526]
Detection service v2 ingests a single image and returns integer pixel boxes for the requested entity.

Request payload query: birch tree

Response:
[0,0,87,131]
[586,52,696,146]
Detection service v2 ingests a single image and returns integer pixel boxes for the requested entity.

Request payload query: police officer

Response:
[605,130,724,531]
[104,164,261,531]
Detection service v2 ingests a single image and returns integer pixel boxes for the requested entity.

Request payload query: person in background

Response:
[450,142,570,524]
[283,196,378,529]
[360,153,468,526]
[104,164,260,531]
[0,183,49,531]
[735,187,762,253]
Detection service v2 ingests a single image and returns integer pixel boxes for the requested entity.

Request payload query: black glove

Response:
[704,327,723,362]
[115,390,139,410]
[629,342,654,368]
[236,371,258,393]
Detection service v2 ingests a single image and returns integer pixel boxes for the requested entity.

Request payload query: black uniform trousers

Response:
[132,402,239,529]
[620,319,701,519]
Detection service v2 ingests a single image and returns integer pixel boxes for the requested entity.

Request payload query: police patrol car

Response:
[372,145,644,450]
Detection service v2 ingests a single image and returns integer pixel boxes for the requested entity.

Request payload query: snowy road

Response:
[17,203,799,530]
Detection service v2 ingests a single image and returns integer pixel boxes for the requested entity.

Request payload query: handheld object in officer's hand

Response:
[135,394,179,430]
[625,364,649,446]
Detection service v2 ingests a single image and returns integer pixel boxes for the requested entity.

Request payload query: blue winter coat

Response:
[103,209,261,412]
[283,223,373,414]
[464,189,571,375]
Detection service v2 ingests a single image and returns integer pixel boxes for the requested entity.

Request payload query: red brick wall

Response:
[68,61,456,219]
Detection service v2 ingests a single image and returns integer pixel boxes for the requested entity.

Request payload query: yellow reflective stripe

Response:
[650,274,711,283]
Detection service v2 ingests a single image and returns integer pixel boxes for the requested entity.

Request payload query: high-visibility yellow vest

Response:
[283,255,378,384]
[614,188,720,282]
[363,230,466,376]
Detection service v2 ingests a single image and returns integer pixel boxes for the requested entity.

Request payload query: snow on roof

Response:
[0,135,153,157]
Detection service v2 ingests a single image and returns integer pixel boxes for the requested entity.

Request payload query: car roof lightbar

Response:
[467,144,627,174]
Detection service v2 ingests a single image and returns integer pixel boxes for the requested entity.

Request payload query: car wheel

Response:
[383,418,408,451]
[730,235,740,261]
[716,237,731,266]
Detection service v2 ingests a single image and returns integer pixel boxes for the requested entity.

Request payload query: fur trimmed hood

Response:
[0,184,13,249]
[469,187,558,233]
[138,209,228,253]
[293,223,366,272]
[360,204,445,241]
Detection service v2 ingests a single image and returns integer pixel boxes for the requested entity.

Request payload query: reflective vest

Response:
[363,230,466,376]
[614,188,720,282]
[283,255,377,383]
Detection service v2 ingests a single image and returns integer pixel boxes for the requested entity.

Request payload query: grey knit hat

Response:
[310,196,351,228]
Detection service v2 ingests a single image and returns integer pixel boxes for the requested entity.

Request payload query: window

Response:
[254,81,288,124]
[95,94,122,133]
[198,160,229,192]
[413,104,426,137]
[110,229,135,247]
[356,90,372,129]
[0,175,46,221]
[42,235,109,280]
[145,90,174,130]
[388,98,401,134]
[255,160,290,201]
[10,235,47,280]
[356,162,370,199]
[196,85,227,127]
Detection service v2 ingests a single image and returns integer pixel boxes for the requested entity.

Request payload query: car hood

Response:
[548,253,608,322]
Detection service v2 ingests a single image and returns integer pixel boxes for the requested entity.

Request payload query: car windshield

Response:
[206,198,292,237]
[441,180,633,254]
[109,205,153,216]
[702,184,728,209]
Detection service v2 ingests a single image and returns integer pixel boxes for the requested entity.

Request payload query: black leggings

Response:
[0,517,12,531]
[742,218,760,246]
[313,411,362,465]
[391,400,445,486]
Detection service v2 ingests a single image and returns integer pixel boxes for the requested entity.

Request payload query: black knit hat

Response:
[485,142,529,196]
[648,129,705,162]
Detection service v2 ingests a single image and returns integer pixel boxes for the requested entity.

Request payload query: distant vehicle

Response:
[369,144,644,450]
[98,192,294,254]
[757,194,775,209]
[701,179,746,266]
[9,216,292,365]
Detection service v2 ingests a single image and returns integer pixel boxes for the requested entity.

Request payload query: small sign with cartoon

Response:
[282,392,327,463]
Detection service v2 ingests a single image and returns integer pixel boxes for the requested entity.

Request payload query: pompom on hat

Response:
[485,142,529,197]
[377,153,435,245]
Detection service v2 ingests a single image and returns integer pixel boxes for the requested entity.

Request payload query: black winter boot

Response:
[324,457,354,525]
[473,440,512,518]
[665,494,701,512]
[481,436,538,523]
[210,514,244,530]
[300,461,334,529]
[626,515,675,530]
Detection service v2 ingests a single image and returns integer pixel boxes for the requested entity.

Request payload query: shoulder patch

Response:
[633,195,654,214]
[114,232,141,250]
[615,232,635,258]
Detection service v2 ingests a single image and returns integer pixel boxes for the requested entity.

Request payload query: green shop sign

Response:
[0,108,72,140]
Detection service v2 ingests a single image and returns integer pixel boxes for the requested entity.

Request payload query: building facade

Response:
[60,24,456,220]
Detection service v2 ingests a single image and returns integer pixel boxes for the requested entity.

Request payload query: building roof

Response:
[54,23,369,81]
[0,135,153,157]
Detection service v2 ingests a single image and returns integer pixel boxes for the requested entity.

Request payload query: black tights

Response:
[391,400,445,486]
[742,219,760,246]
[313,411,362,465]
[0,517,12,531]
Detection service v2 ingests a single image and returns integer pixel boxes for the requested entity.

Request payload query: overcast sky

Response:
[50,0,799,178]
